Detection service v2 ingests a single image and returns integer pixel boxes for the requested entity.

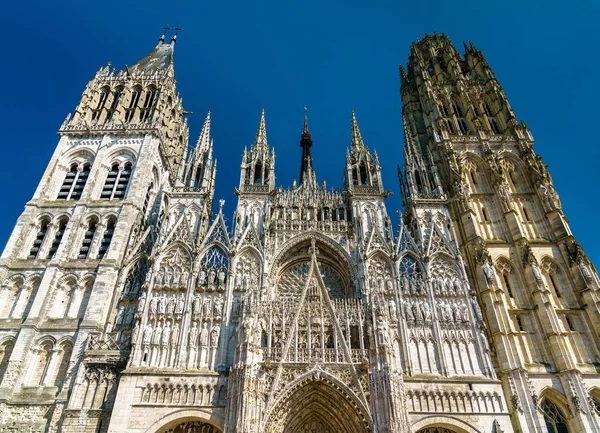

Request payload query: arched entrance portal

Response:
[417,428,460,433]
[157,419,222,433]
[264,380,370,433]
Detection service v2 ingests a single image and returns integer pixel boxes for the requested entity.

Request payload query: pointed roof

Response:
[196,112,212,152]
[131,36,175,74]
[252,109,268,151]
[350,110,365,150]
[299,109,314,185]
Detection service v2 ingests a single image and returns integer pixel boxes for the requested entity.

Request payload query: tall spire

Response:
[252,109,268,151]
[299,108,313,185]
[351,110,365,150]
[196,112,211,152]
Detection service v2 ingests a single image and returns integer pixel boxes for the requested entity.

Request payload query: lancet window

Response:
[198,247,228,290]
[278,259,350,300]
[541,399,569,433]
[139,86,157,122]
[58,163,90,200]
[124,86,142,123]
[47,217,68,259]
[28,218,50,259]
[101,162,133,200]
[78,218,98,259]
[106,86,122,122]
[97,218,116,259]
[0,340,14,385]
[91,87,110,122]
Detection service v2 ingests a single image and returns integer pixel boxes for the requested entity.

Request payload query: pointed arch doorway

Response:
[264,379,370,433]
[156,419,222,433]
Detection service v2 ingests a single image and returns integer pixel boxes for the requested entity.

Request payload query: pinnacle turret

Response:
[252,109,268,152]
[299,109,313,185]
[350,110,365,150]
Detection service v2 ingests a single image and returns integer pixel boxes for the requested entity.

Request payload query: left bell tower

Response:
[0,30,189,432]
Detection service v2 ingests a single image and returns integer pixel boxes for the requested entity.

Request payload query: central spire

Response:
[299,108,313,184]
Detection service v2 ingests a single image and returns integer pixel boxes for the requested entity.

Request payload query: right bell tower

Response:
[400,33,600,433]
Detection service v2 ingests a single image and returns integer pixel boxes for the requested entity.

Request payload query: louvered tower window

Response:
[78,219,97,259]
[100,162,132,200]
[28,219,50,259]
[91,87,110,122]
[106,87,122,122]
[139,87,156,122]
[124,87,142,123]
[47,218,68,259]
[97,219,115,259]
[57,163,90,200]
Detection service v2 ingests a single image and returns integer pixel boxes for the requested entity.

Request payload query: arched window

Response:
[124,86,142,123]
[106,86,123,122]
[359,161,369,185]
[503,273,514,298]
[78,219,97,259]
[28,218,50,259]
[414,170,423,193]
[29,341,53,385]
[139,86,157,122]
[565,315,575,332]
[515,315,525,331]
[47,217,68,259]
[254,161,263,184]
[541,399,569,433]
[142,183,154,217]
[482,99,502,134]
[0,340,14,385]
[48,342,72,388]
[92,87,110,122]
[452,98,469,134]
[101,162,133,200]
[58,163,91,200]
[481,206,490,222]
[548,273,562,298]
[522,205,532,222]
[97,219,116,259]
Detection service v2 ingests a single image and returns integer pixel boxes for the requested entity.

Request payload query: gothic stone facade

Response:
[0,33,598,433]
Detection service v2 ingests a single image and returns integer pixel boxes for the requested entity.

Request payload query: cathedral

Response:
[0,31,599,433]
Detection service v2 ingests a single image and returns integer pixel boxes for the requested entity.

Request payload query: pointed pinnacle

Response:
[254,109,268,150]
[303,107,310,136]
[351,110,365,149]
[196,111,211,151]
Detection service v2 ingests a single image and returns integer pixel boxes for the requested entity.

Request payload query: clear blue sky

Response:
[1,1,599,264]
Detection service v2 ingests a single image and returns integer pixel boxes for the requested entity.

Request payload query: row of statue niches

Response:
[196,269,227,292]
[135,320,221,349]
[231,271,259,293]
[397,277,465,297]
[400,298,472,326]
[192,294,225,322]
[140,291,186,318]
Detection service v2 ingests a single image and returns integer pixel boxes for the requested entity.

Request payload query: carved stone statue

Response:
[189,322,199,347]
[158,296,167,315]
[218,271,226,287]
[200,323,209,347]
[210,326,220,346]
[176,293,185,314]
[198,270,207,286]
[171,323,180,346]
[482,259,495,283]
[213,296,224,317]
[193,296,201,315]
[143,325,153,345]
[152,324,162,345]
[208,270,216,286]
[389,299,398,321]
[405,300,414,320]
[149,297,157,315]
[161,322,171,346]
[421,301,431,322]
[138,291,146,312]
[167,297,175,315]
